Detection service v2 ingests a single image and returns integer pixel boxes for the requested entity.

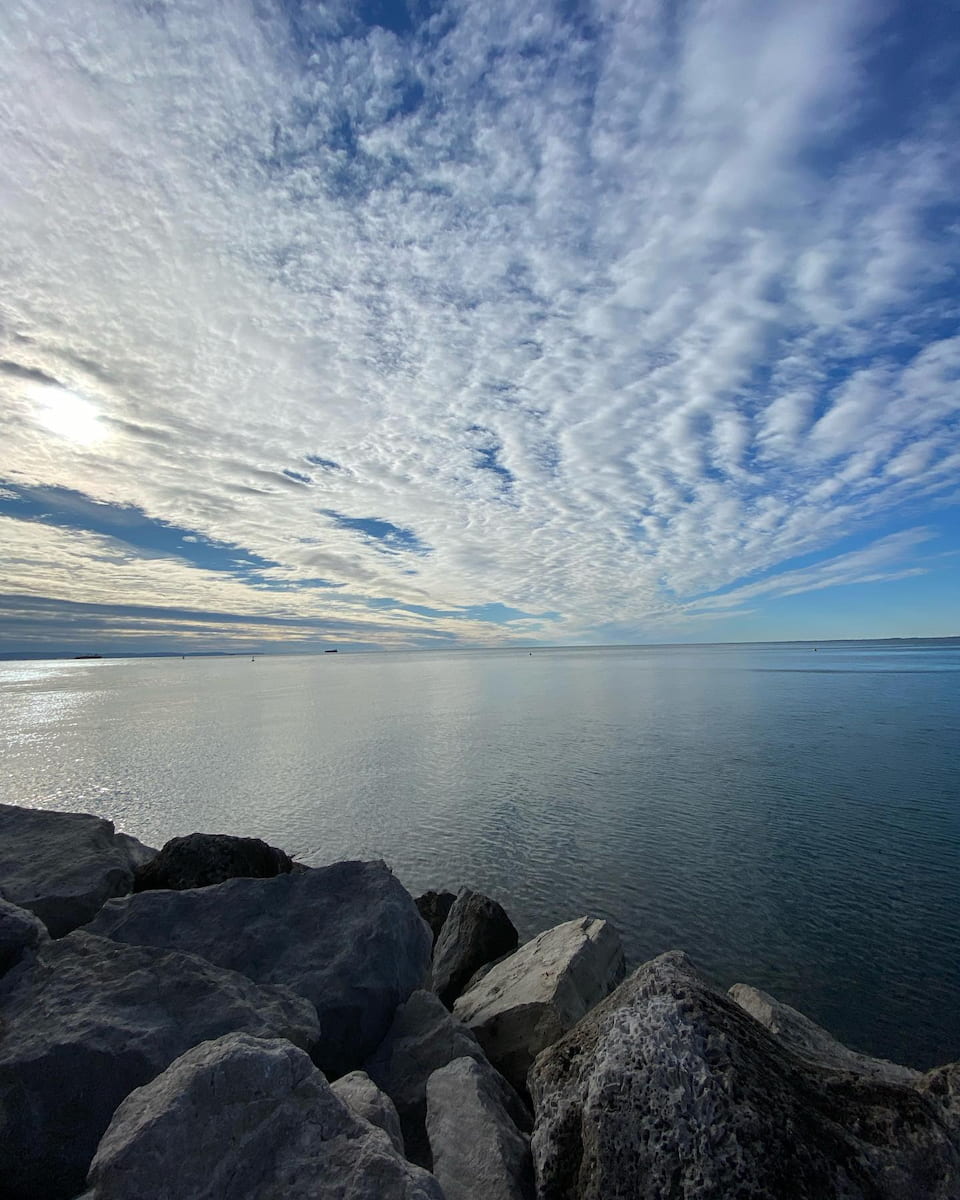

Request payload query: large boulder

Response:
[431,888,518,1008]
[365,988,492,1167]
[427,1055,535,1200]
[331,1070,405,1154]
[0,931,321,1200]
[530,950,960,1200]
[82,1033,444,1200]
[729,983,921,1085]
[86,859,431,1076]
[454,917,625,1093]
[133,832,293,892]
[416,890,457,945]
[0,803,157,936]
[0,896,48,976]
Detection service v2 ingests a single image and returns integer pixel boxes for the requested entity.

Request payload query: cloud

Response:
[0,0,957,647]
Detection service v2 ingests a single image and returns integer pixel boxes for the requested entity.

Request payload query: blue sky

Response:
[0,0,958,654]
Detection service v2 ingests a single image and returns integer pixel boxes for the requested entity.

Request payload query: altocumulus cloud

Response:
[0,0,958,651]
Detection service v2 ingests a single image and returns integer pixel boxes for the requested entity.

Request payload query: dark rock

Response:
[85,859,431,1077]
[430,887,518,1008]
[133,831,293,892]
[0,803,156,936]
[366,988,493,1168]
[0,896,48,976]
[427,1055,535,1200]
[331,1069,406,1155]
[0,931,321,1200]
[529,950,960,1200]
[415,890,457,946]
[83,1033,444,1200]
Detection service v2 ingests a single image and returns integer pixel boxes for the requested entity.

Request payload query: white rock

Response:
[427,1056,534,1200]
[453,916,625,1091]
[0,803,156,936]
[331,1069,405,1154]
[84,1033,445,1200]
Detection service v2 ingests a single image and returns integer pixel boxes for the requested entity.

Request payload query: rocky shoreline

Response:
[1,801,958,1199]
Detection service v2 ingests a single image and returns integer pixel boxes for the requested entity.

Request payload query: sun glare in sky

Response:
[31,384,106,447]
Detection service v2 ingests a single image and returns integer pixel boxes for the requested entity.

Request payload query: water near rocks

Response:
[1,639,958,1069]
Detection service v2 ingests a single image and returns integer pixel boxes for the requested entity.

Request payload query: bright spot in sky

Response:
[31,384,106,446]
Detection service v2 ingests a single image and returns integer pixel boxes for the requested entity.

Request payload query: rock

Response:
[331,1070,405,1155]
[454,917,625,1093]
[86,859,431,1077]
[729,982,921,1085]
[0,896,48,976]
[431,888,518,1008]
[0,931,321,1200]
[366,988,493,1167]
[416,890,456,945]
[0,803,157,937]
[427,1056,535,1200]
[133,831,293,892]
[83,1033,444,1200]
[529,950,960,1200]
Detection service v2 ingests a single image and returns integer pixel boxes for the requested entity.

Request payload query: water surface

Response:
[2,639,958,1069]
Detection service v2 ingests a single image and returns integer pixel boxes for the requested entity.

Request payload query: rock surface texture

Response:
[415,890,456,945]
[366,988,490,1167]
[529,950,960,1200]
[86,858,431,1076]
[331,1070,406,1155]
[0,896,48,976]
[728,982,921,1085]
[454,916,626,1093]
[82,1033,444,1200]
[0,803,156,937]
[0,931,321,1200]
[431,887,519,1008]
[133,831,293,891]
[427,1055,534,1200]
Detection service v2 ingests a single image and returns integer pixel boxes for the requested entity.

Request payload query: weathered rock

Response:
[0,896,48,976]
[416,890,457,945]
[86,859,431,1076]
[427,1056,535,1200]
[431,888,518,1008]
[133,831,293,892]
[83,1033,444,1200]
[331,1069,405,1154]
[530,950,960,1200]
[0,803,156,936]
[454,917,625,1093]
[366,988,491,1167]
[729,982,921,1085]
[0,931,321,1200]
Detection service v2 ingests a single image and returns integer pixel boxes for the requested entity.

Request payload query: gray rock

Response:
[366,988,491,1167]
[454,917,625,1093]
[133,831,293,892]
[427,1056,535,1200]
[416,890,457,945]
[431,888,518,1008]
[0,803,156,936]
[729,982,921,1085]
[530,950,960,1200]
[0,931,321,1200]
[84,1033,444,1200]
[86,859,431,1076]
[332,1069,405,1154]
[0,896,48,976]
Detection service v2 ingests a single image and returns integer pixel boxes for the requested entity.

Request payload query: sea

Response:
[1,639,958,1070]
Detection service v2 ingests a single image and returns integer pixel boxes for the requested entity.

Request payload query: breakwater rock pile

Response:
[1,802,958,1200]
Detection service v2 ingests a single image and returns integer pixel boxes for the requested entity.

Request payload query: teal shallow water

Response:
[1,639,958,1069]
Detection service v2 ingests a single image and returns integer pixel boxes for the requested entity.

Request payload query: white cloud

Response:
[0,0,957,645]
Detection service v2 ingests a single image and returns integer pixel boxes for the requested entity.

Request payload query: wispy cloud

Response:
[0,0,957,648]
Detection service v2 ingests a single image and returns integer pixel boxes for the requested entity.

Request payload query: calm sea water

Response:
[1,640,958,1069]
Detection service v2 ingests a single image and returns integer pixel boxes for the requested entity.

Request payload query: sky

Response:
[0,0,958,655]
